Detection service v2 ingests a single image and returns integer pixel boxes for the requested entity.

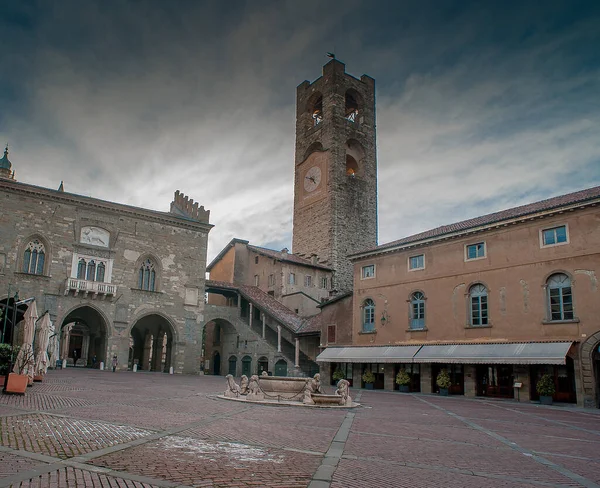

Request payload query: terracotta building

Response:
[0,149,212,374]
[317,186,600,408]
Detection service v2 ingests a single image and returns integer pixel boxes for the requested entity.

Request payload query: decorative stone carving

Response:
[224,374,241,398]
[246,375,264,401]
[261,370,268,376]
[302,379,315,405]
[80,226,110,248]
[240,375,249,395]
[311,373,324,394]
[335,379,352,406]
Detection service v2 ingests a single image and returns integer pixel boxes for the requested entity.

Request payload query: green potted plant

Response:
[436,369,451,396]
[362,370,376,390]
[536,373,555,405]
[395,368,411,393]
[332,369,345,384]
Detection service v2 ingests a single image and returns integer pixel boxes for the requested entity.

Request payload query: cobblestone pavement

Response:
[0,370,599,488]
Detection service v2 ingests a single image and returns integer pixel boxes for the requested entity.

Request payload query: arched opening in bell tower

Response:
[307,92,323,127]
[345,139,365,177]
[345,89,362,122]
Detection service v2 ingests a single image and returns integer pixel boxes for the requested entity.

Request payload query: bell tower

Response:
[292,59,377,292]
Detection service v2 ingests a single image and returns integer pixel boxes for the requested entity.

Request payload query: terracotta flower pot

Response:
[4,373,28,395]
[33,375,43,382]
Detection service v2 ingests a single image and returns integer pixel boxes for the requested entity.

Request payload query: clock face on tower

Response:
[303,166,322,193]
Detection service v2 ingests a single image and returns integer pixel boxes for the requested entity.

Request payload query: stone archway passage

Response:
[60,306,108,367]
[228,356,237,376]
[213,351,221,375]
[130,314,175,372]
[258,356,268,376]
[580,331,600,408]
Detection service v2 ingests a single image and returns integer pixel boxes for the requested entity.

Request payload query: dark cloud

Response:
[1,0,599,259]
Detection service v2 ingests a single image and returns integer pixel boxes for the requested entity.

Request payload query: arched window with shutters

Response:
[410,292,426,330]
[22,239,46,275]
[86,260,97,282]
[362,299,375,332]
[138,258,157,292]
[77,258,86,279]
[547,273,574,321]
[469,284,488,326]
[96,262,106,282]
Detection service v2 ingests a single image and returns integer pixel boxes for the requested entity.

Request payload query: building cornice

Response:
[349,199,599,262]
[1,180,213,233]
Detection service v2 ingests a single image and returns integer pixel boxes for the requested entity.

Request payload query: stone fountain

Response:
[219,372,358,408]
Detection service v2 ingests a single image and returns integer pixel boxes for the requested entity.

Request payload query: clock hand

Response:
[305,176,316,183]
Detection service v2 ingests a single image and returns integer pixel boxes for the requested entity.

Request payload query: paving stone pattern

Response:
[0,370,599,488]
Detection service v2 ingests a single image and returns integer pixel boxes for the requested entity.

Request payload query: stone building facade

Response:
[317,186,600,408]
[292,59,378,292]
[0,158,212,374]
[207,238,333,316]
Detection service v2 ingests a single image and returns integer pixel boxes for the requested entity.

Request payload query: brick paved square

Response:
[0,369,599,488]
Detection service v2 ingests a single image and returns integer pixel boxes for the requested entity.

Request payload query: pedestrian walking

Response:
[112,355,118,372]
[92,355,97,368]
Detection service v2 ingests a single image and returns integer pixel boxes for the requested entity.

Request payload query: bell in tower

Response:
[292,59,378,292]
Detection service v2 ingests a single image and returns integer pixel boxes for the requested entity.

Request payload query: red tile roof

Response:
[247,244,332,271]
[351,185,600,258]
[297,313,324,334]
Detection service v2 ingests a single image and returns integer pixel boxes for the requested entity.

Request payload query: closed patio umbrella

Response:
[47,320,58,369]
[13,300,37,382]
[34,312,51,378]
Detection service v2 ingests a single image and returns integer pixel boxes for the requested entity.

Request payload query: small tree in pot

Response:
[362,370,376,390]
[436,369,451,396]
[332,369,345,382]
[536,374,555,405]
[395,369,411,393]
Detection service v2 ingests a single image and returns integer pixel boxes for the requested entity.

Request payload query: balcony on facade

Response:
[64,277,116,298]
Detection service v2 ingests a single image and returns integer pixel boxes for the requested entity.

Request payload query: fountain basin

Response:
[258,376,308,400]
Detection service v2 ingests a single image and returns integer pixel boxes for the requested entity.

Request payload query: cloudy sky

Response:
[1,1,599,261]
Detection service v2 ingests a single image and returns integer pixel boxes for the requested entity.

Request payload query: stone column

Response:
[152,332,163,372]
[420,363,432,394]
[262,314,266,339]
[81,334,90,365]
[249,303,253,327]
[164,338,173,372]
[352,363,362,388]
[142,333,152,371]
[464,365,477,397]
[277,325,282,353]
[295,338,300,368]
[60,324,73,360]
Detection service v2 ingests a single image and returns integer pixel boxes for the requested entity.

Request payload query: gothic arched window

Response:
[410,292,426,330]
[362,299,375,332]
[547,273,573,321]
[77,258,86,279]
[23,239,46,275]
[139,258,157,292]
[86,260,97,282]
[96,262,106,282]
[469,284,488,326]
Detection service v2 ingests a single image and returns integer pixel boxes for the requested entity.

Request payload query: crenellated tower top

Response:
[170,190,210,223]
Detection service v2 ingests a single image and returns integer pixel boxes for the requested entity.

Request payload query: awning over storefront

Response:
[412,342,573,365]
[316,345,421,363]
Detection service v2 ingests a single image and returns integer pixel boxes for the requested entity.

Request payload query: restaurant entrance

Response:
[476,365,514,398]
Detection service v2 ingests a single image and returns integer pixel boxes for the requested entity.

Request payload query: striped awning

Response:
[316,345,421,363]
[412,342,574,365]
